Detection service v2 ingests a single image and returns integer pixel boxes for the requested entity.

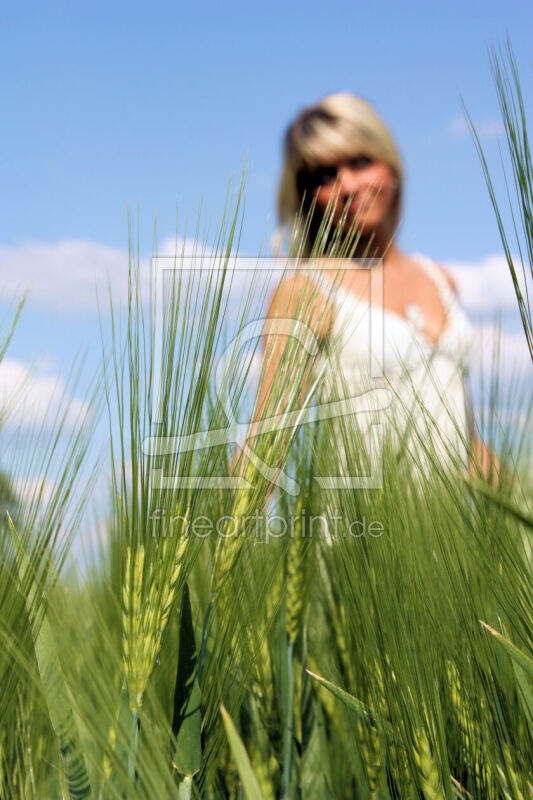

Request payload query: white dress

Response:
[302,254,475,486]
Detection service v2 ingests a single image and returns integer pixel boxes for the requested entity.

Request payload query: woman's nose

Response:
[336,165,361,196]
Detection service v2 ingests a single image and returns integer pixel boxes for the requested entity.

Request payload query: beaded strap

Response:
[412,253,456,315]
[412,253,476,366]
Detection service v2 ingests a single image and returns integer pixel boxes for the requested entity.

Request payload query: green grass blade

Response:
[305,670,398,742]
[220,705,264,800]
[7,514,92,800]
[480,621,533,678]
[280,639,294,800]
[171,583,201,779]
[466,477,533,529]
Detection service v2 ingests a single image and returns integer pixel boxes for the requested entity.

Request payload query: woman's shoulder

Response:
[265,267,334,342]
[267,265,332,304]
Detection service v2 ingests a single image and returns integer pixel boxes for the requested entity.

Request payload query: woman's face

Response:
[308,153,398,235]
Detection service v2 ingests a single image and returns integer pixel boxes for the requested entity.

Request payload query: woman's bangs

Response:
[298,115,382,169]
[299,131,369,169]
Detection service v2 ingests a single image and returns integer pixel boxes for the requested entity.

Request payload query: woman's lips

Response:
[348,191,376,215]
[348,198,368,215]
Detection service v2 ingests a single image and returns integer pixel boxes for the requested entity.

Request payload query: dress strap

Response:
[412,253,456,315]
[412,253,475,363]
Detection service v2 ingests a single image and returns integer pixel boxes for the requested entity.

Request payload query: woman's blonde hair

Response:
[274,92,404,256]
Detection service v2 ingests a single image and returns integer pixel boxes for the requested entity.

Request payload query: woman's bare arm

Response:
[438,263,501,486]
[235,271,334,479]
[464,378,501,486]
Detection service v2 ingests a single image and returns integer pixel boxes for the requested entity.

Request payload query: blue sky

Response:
[0,1,531,536]
[1,0,531,256]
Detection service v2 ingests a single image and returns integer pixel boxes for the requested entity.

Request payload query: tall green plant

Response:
[464,34,533,361]
[1,60,533,797]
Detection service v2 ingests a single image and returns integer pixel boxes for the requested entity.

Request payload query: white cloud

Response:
[0,239,137,313]
[0,237,266,315]
[0,236,215,314]
[12,475,56,507]
[448,113,504,141]
[445,254,528,312]
[468,321,532,381]
[0,237,524,317]
[0,357,90,429]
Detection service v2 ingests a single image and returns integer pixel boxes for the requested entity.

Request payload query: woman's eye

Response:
[349,155,373,169]
[315,165,338,185]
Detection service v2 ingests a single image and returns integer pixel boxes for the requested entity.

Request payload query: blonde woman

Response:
[250,92,496,485]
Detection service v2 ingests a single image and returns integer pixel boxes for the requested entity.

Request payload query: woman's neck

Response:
[344,224,400,266]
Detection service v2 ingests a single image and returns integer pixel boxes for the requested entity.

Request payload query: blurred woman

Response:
[249,92,495,486]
